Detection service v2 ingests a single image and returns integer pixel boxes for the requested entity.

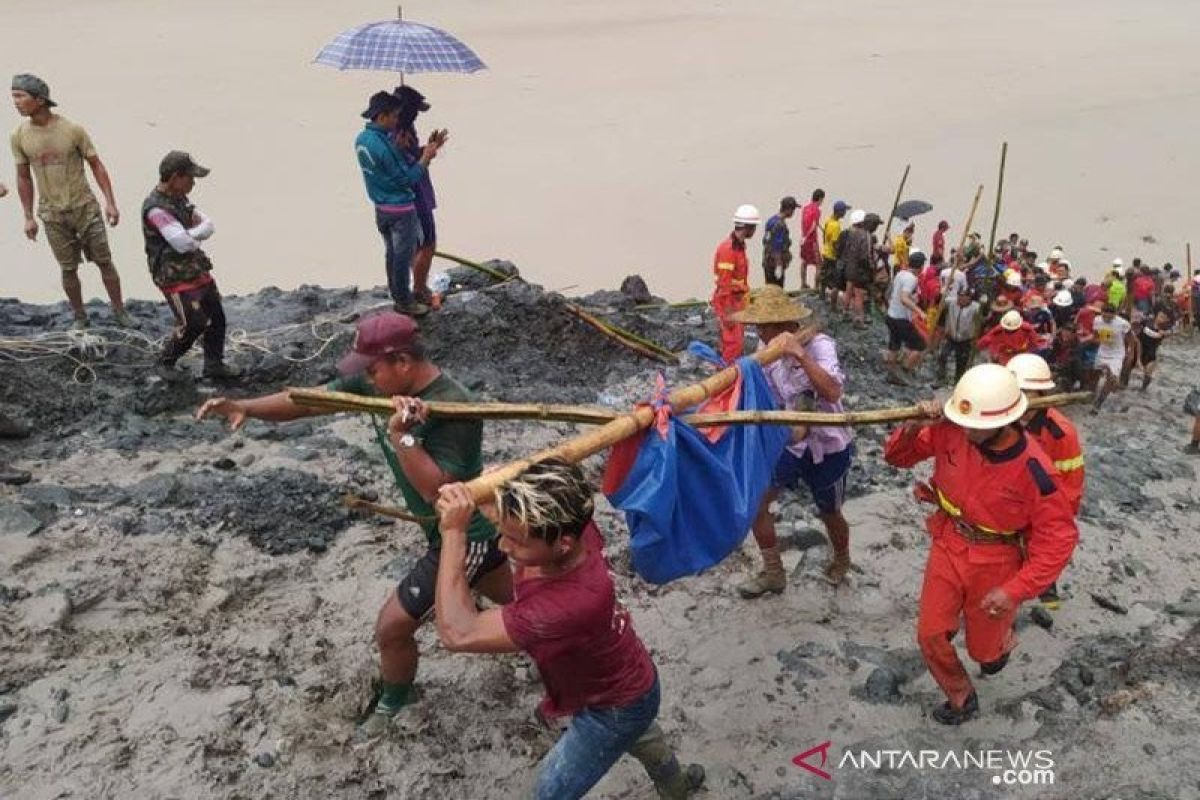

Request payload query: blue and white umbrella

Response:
[314,10,486,74]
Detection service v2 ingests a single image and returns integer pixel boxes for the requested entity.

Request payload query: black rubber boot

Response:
[931,692,979,726]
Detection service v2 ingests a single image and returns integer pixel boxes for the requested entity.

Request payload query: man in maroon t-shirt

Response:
[434,460,704,800]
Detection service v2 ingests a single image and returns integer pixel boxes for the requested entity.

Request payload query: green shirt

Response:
[328,372,496,547]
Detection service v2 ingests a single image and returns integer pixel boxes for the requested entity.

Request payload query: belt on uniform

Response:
[914,483,1022,547]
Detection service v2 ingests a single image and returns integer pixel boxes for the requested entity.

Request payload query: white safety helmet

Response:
[1053,289,1074,307]
[1037,261,1050,273]
[943,364,1029,430]
[1112,257,1124,268]
[848,209,866,226]
[1007,353,1057,392]
[1048,247,1064,261]
[1005,271,1022,288]
[1000,309,1023,331]
[732,204,761,226]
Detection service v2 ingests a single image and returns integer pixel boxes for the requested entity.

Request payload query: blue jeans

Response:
[533,676,661,800]
[375,208,423,305]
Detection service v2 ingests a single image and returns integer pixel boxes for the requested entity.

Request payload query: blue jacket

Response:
[355,122,426,207]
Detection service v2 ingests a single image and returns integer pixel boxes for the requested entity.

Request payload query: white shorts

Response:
[1095,354,1124,376]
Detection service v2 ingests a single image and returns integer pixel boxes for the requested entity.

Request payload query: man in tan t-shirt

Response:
[10,73,132,329]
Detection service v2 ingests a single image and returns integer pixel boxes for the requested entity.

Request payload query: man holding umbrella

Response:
[355,91,447,316]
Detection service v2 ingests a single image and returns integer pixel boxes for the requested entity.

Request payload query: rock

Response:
[20,484,76,509]
[253,751,276,768]
[1090,592,1128,615]
[0,503,43,537]
[1143,743,1157,756]
[21,589,71,631]
[1030,606,1054,630]
[284,447,319,463]
[239,454,257,468]
[52,702,69,724]
[306,537,328,553]
[128,474,179,507]
[1164,601,1200,618]
[618,275,653,305]
[853,667,903,704]
[0,698,17,724]
[783,526,828,551]
[212,458,237,471]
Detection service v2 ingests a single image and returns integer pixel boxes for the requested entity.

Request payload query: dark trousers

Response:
[161,282,226,365]
[937,338,973,381]
[376,209,423,305]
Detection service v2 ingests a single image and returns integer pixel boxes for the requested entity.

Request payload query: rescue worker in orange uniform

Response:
[1008,353,1085,610]
[712,204,760,363]
[884,364,1078,724]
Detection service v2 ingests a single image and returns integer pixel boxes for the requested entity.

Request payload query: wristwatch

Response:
[396,433,420,450]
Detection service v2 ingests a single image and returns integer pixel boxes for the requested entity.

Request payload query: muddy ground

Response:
[2,268,1199,799]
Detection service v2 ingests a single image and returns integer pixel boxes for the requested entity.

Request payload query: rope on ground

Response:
[0,317,351,386]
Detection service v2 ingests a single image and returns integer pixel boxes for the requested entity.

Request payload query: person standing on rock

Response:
[392,85,440,309]
[356,91,447,316]
[10,74,133,329]
[883,249,928,385]
[838,210,879,328]
[712,204,758,363]
[798,189,824,291]
[730,287,856,594]
[1008,353,1084,610]
[433,461,705,800]
[931,220,949,263]
[195,311,512,738]
[762,196,797,288]
[143,151,240,381]
[936,287,981,385]
[884,364,1078,724]
[819,200,849,310]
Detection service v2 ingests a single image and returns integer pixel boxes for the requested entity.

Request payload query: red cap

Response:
[337,311,419,376]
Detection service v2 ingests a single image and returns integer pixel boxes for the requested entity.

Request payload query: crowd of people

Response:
[5,72,1200,800]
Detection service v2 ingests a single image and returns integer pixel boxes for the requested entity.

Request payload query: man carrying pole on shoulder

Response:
[883,364,1078,724]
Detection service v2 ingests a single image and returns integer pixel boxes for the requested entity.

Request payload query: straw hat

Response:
[730,285,813,324]
[1025,293,1046,308]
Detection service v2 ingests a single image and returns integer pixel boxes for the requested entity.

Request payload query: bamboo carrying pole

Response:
[562,303,679,363]
[460,340,792,503]
[955,184,985,260]
[881,164,912,246]
[986,142,1009,268]
[684,392,1091,428]
[343,494,433,523]
[288,389,622,425]
[433,250,512,282]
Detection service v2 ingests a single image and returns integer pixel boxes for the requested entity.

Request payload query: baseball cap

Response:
[833,200,850,214]
[158,151,210,180]
[11,73,56,107]
[337,311,420,376]
[862,212,883,227]
[780,196,799,210]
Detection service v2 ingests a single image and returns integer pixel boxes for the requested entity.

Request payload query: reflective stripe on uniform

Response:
[1053,455,1085,472]
[716,262,736,271]
[935,487,1015,536]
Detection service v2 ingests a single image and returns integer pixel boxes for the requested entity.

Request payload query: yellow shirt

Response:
[10,115,99,215]
[893,234,910,269]
[821,217,842,260]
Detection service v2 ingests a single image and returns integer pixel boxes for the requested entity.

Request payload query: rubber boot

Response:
[737,546,786,598]
[203,360,243,380]
[628,723,706,799]
[931,691,979,726]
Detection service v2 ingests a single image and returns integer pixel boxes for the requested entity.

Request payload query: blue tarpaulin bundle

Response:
[603,348,789,584]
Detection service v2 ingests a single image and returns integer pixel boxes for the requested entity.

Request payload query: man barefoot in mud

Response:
[884,365,1077,724]
[730,287,855,594]
[196,311,511,737]
[434,460,704,800]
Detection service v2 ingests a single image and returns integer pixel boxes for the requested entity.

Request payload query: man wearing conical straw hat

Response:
[730,286,856,594]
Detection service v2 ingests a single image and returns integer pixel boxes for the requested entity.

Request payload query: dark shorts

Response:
[416,203,437,246]
[396,537,507,619]
[886,316,927,352]
[820,257,840,290]
[772,444,853,515]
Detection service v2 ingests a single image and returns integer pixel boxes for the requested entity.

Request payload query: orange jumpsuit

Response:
[884,421,1078,709]
[1024,408,1085,515]
[712,235,749,363]
[976,322,1042,365]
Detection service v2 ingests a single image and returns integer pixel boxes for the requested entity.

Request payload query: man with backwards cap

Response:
[819,200,850,309]
[143,151,240,380]
[10,73,134,329]
[195,311,512,738]
[884,364,1078,723]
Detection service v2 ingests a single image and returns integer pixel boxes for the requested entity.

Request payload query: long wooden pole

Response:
[288,389,622,425]
[1187,243,1194,333]
[986,142,1009,268]
[461,340,791,503]
[955,184,985,260]
[882,163,912,245]
[562,303,679,363]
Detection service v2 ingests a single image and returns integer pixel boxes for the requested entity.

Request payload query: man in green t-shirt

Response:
[196,311,511,737]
